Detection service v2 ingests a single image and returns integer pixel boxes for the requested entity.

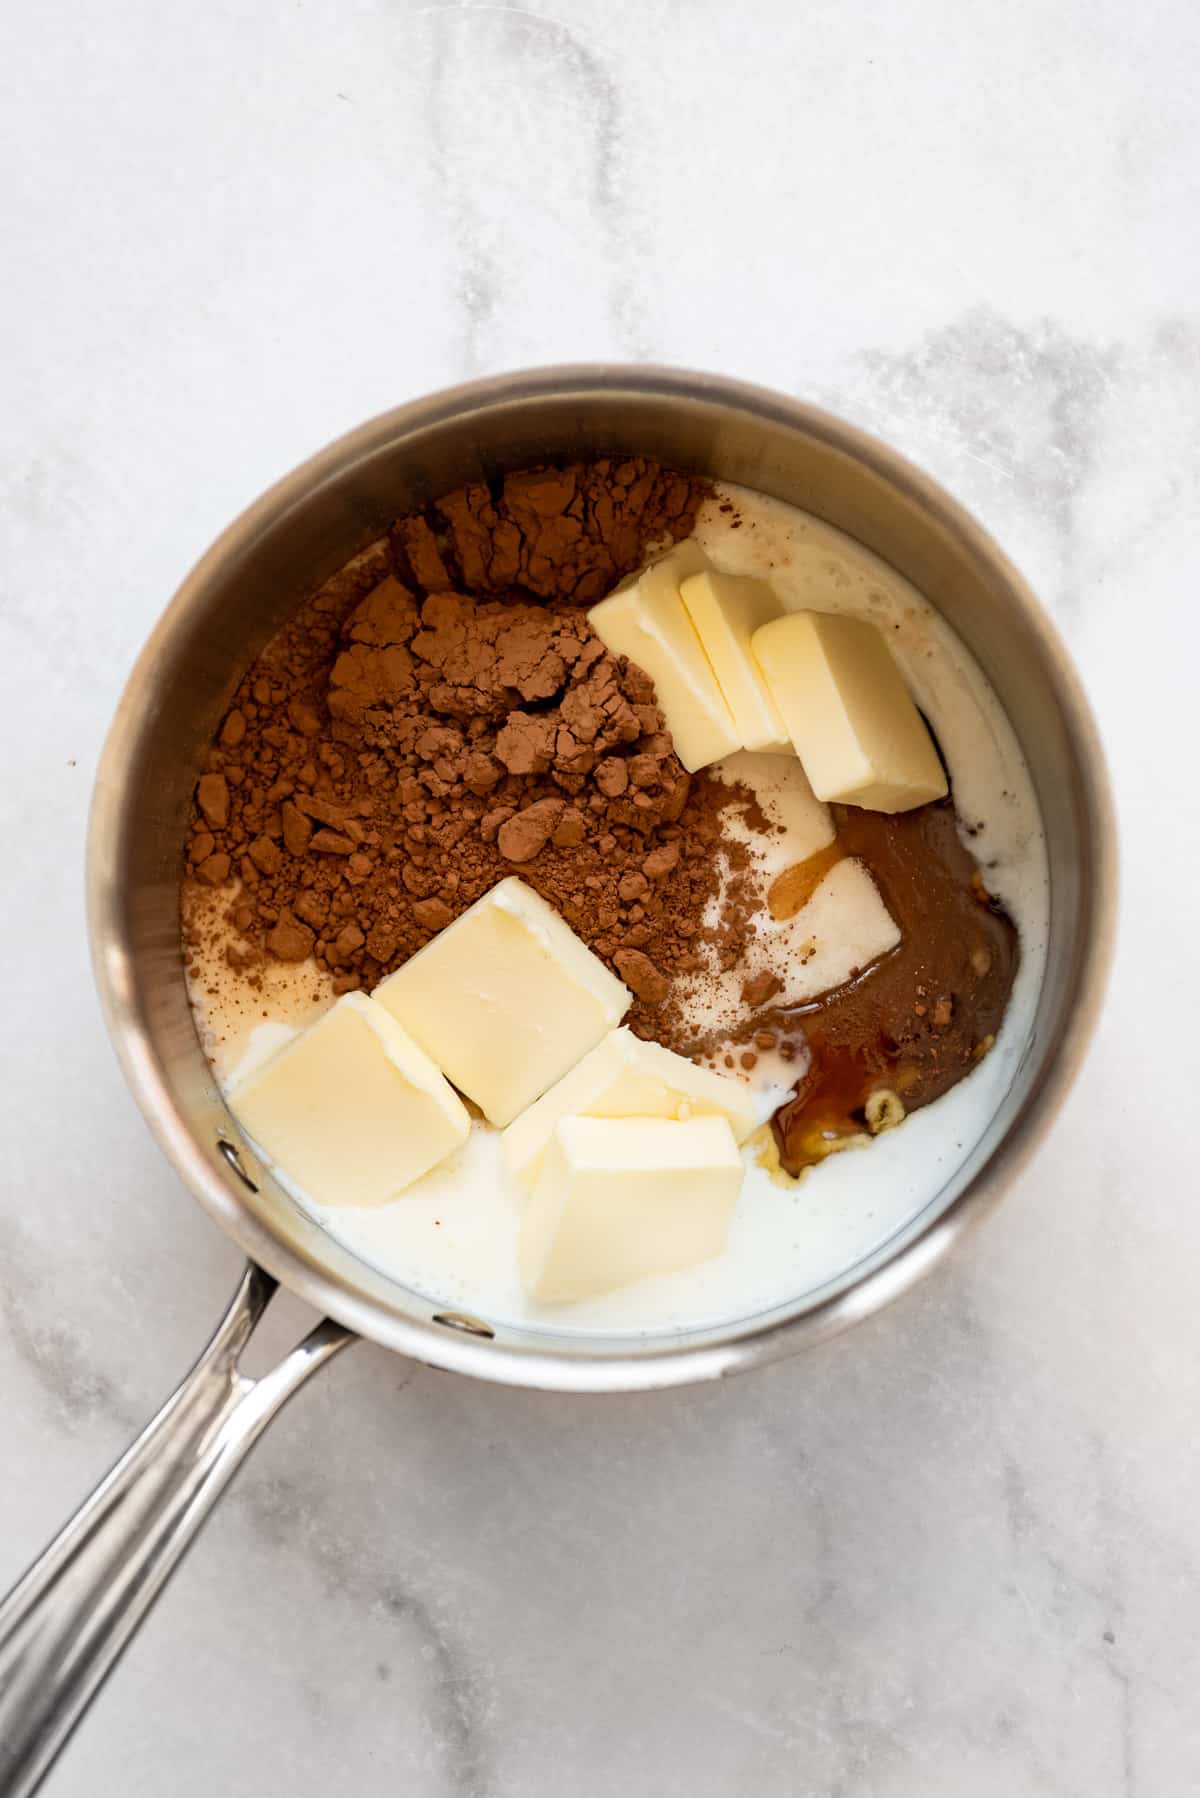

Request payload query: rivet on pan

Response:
[432,1311,495,1340]
[217,1138,259,1193]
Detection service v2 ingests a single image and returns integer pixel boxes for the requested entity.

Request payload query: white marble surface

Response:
[1,1,1196,1791]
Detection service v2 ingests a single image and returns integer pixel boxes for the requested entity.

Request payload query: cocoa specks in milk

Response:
[183,458,752,1045]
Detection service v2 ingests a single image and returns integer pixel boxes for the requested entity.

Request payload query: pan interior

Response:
[89,372,1109,1381]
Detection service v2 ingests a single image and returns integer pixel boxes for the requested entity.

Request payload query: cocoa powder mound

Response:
[183,457,748,1045]
[394,459,703,603]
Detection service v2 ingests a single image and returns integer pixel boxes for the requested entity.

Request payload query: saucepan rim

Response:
[86,364,1117,1391]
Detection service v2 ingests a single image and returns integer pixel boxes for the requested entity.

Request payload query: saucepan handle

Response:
[0,1263,354,1797]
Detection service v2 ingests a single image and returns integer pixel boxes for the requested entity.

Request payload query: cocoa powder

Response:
[183,457,753,1044]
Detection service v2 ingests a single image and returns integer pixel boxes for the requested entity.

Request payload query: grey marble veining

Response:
[2,0,1197,1792]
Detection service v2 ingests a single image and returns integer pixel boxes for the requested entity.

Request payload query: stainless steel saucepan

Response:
[0,367,1116,1795]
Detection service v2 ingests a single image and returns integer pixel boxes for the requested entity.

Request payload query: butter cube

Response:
[679,569,789,752]
[587,540,740,772]
[230,992,470,1208]
[752,611,948,812]
[502,1025,757,1188]
[373,877,630,1127]
[521,1116,743,1303]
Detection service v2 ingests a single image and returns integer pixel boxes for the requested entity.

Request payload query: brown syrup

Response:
[768,800,1019,1175]
[766,839,846,919]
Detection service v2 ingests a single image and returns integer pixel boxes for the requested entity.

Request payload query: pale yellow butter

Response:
[373,876,631,1127]
[502,1025,757,1188]
[679,569,789,751]
[752,611,948,812]
[521,1115,743,1303]
[230,992,470,1208]
[587,540,740,772]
